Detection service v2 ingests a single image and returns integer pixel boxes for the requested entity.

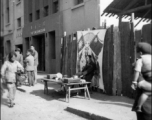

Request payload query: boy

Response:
[1,52,24,107]
[131,42,152,112]
[25,49,35,86]
[30,45,39,84]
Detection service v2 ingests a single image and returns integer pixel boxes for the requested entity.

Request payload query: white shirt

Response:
[134,55,152,73]
[1,61,23,82]
[25,55,34,71]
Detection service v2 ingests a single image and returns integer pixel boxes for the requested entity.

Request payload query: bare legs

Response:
[7,83,16,107]
[136,80,152,112]
[34,66,38,84]
[27,71,34,86]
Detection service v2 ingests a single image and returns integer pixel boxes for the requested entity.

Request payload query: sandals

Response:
[8,104,13,108]
[135,106,142,112]
[132,106,142,112]
[8,103,15,108]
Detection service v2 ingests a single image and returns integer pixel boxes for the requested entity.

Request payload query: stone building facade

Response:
[1,0,24,58]
[23,0,101,73]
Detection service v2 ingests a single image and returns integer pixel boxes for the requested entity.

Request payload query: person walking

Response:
[24,49,35,87]
[30,45,39,84]
[1,52,24,107]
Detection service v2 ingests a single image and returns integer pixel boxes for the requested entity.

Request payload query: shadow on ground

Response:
[30,88,82,103]
[36,77,134,108]
[17,88,26,92]
[30,89,67,102]
[65,107,112,120]
[90,92,134,108]
[37,75,134,108]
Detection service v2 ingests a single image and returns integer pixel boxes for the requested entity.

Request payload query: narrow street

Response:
[1,74,136,120]
[1,75,87,120]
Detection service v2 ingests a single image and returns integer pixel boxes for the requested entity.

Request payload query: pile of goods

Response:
[46,73,86,83]
[16,70,27,86]
[62,75,86,83]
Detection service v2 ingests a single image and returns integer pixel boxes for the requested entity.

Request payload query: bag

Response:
[16,73,27,83]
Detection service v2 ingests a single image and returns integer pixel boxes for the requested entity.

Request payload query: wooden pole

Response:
[130,13,136,63]
[120,4,151,15]
[118,15,122,30]
[131,13,135,23]
[135,9,151,27]
[123,0,138,11]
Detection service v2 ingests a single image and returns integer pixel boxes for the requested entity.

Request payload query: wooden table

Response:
[42,78,62,94]
[64,82,91,103]
[42,78,91,103]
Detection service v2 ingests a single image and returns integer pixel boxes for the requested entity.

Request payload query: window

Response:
[29,13,32,22]
[35,10,40,20]
[6,7,10,23]
[75,0,83,5]
[43,6,49,17]
[28,0,32,13]
[52,0,59,13]
[6,0,10,23]
[17,17,21,28]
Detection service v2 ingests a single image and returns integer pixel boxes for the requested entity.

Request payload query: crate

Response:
[63,78,81,83]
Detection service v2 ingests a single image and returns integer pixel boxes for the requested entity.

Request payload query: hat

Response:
[137,42,152,54]
[15,48,21,52]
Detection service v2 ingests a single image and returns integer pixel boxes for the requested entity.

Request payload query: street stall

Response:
[61,30,107,91]
[41,29,109,102]
[42,74,91,103]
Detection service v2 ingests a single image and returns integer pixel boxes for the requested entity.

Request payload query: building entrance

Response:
[32,34,45,72]
[5,40,11,55]
[15,44,23,54]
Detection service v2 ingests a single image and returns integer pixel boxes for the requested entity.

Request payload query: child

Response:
[131,42,152,112]
[1,52,24,107]
[24,49,35,86]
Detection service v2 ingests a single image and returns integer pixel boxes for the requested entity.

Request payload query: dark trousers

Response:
[136,112,151,120]
[27,71,34,86]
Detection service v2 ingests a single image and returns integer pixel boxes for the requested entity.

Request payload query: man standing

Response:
[30,45,39,84]
[15,48,23,65]
[25,49,35,86]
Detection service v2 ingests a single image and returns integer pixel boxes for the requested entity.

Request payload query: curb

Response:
[66,107,112,120]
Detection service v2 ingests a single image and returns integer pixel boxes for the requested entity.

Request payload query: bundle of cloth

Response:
[47,73,63,81]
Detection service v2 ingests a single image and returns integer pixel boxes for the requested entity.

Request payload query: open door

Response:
[5,40,11,55]
[32,34,45,72]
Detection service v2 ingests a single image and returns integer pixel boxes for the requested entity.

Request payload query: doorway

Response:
[15,44,23,54]
[48,31,56,73]
[32,34,45,72]
[25,37,30,52]
[5,40,11,55]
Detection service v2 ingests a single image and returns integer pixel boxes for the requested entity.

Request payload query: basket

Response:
[16,73,27,83]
